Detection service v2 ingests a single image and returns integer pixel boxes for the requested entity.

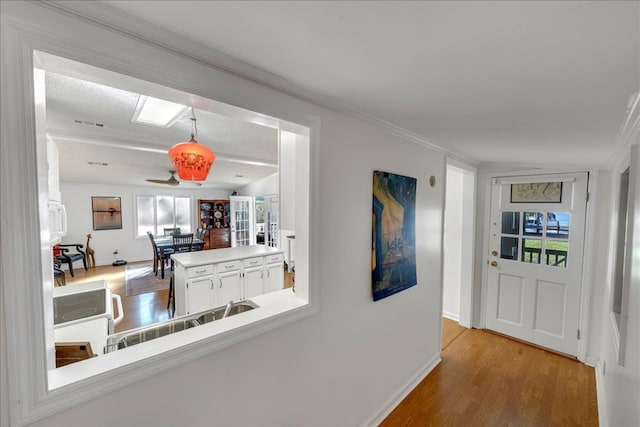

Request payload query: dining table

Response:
[154,235,205,279]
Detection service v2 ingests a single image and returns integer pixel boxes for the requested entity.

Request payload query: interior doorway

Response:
[443,163,476,329]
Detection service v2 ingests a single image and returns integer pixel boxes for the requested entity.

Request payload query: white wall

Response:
[238,172,278,197]
[1,3,444,426]
[60,182,230,266]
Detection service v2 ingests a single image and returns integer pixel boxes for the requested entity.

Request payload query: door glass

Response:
[500,236,519,260]
[546,212,570,239]
[501,211,520,235]
[521,238,542,264]
[545,240,568,268]
[523,212,543,236]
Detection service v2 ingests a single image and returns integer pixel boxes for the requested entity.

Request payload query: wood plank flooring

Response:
[63,260,294,333]
[383,320,598,427]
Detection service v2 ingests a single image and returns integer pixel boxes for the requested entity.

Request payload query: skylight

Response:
[132,95,189,127]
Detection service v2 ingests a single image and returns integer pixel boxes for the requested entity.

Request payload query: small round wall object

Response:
[429,175,436,187]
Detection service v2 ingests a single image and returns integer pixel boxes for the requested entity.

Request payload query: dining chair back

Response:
[195,227,206,240]
[172,233,194,253]
[54,244,88,277]
[147,231,173,277]
[164,227,181,236]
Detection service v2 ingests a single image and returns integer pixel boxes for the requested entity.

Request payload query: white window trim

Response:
[0,6,321,425]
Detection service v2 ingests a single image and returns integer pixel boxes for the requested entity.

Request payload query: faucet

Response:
[222,301,234,318]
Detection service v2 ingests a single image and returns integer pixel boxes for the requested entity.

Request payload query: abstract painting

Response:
[372,170,417,301]
[92,196,122,230]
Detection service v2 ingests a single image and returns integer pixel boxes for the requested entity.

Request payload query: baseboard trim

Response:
[595,359,607,427]
[443,311,460,322]
[362,353,441,427]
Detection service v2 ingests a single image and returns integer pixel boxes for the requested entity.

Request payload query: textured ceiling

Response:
[42,57,280,189]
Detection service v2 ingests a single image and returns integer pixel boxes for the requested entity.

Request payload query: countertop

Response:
[171,246,284,268]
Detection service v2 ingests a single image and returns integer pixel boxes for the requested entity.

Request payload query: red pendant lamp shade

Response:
[168,108,215,181]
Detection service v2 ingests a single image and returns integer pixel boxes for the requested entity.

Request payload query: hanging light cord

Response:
[190,107,198,140]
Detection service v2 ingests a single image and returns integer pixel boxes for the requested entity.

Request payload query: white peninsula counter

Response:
[171,246,285,316]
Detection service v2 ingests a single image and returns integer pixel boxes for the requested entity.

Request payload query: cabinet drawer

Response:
[243,257,264,268]
[218,260,240,272]
[265,253,284,264]
[186,265,214,278]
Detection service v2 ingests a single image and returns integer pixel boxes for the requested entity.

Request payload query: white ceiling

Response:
[52,0,639,178]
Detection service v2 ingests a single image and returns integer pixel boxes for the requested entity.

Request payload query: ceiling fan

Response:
[146,170,202,187]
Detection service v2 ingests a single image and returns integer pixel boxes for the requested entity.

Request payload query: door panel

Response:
[533,280,566,336]
[496,274,524,325]
[486,173,587,356]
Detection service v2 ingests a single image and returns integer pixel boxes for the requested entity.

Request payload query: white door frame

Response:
[478,168,596,363]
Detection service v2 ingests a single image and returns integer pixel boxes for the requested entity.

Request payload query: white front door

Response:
[486,173,588,356]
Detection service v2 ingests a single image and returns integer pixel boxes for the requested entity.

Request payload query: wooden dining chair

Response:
[54,244,87,277]
[167,233,194,313]
[163,227,181,236]
[147,231,173,277]
[172,233,194,254]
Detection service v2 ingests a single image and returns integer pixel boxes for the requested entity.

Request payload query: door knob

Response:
[491,250,498,256]
[490,261,498,267]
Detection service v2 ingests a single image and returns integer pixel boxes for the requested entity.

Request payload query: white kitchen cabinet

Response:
[264,253,285,294]
[185,275,214,314]
[216,270,242,306]
[171,246,285,316]
[243,256,264,299]
[244,267,264,299]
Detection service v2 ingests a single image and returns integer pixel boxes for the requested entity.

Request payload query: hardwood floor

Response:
[382,321,598,427]
[64,260,294,333]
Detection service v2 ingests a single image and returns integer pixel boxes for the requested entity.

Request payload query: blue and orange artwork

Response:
[372,170,417,301]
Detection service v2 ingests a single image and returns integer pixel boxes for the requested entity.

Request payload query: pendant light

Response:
[168,107,215,181]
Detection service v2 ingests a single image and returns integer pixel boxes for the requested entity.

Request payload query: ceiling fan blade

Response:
[146,170,200,186]
[146,178,179,186]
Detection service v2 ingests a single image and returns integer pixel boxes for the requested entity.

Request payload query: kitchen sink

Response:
[105,301,258,352]
[194,301,258,325]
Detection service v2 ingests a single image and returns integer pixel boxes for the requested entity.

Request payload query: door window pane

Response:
[545,240,568,268]
[546,212,570,239]
[500,236,519,260]
[523,212,543,236]
[501,211,520,235]
[521,238,541,264]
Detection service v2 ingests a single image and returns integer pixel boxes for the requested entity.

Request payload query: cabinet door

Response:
[186,276,214,314]
[244,266,264,299]
[217,271,242,306]
[265,263,284,293]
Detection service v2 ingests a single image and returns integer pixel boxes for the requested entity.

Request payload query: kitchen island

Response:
[171,246,285,316]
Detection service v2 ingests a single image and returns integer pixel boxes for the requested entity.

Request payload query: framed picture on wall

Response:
[510,182,562,203]
[92,196,122,230]
[371,170,417,301]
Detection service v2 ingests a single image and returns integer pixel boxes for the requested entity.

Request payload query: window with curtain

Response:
[136,195,191,237]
